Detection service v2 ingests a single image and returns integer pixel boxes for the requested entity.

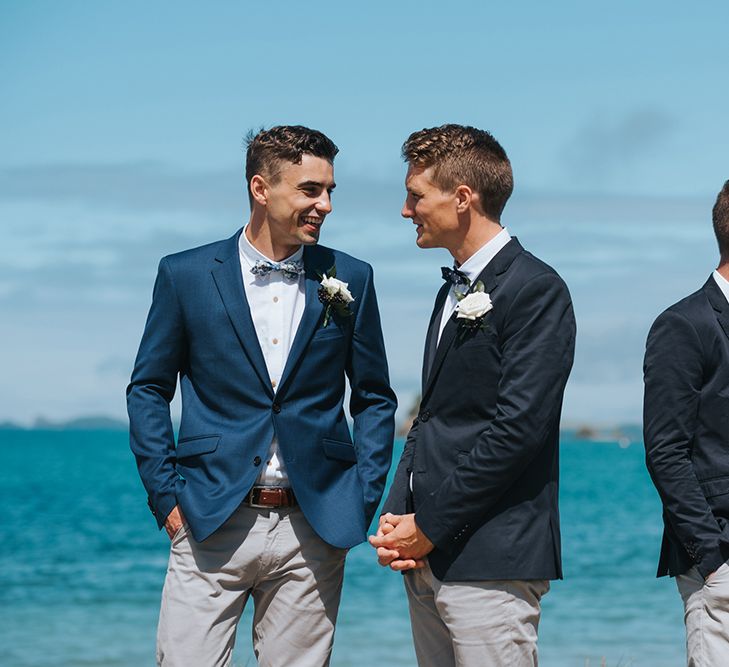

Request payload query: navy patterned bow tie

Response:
[251,259,305,280]
[441,265,470,287]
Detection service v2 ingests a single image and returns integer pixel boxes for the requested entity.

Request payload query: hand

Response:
[369,513,433,570]
[371,514,423,571]
[371,514,402,567]
[164,505,186,540]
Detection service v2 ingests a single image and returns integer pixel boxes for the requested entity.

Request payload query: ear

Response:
[454,185,473,214]
[250,174,268,207]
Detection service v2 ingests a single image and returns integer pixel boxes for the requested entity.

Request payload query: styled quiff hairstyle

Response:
[402,124,514,220]
[713,180,729,256]
[245,125,338,207]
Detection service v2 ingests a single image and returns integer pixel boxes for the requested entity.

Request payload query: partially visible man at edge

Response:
[644,180,729,666]
[127,125,397,666]
[369,124,576,666]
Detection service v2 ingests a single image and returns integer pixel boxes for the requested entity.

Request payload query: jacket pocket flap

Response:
[700,476,729,498]
[176,435,220,458]
[323,438,357,462]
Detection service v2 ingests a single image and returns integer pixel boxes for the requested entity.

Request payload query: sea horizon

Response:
[1,430,684,666]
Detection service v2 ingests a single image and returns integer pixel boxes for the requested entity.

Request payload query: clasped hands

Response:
[368,513,434,571]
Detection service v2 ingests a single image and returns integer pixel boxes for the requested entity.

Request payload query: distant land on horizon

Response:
[0,414,644,444]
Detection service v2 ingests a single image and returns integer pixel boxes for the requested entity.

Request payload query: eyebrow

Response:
[298,180,336,191]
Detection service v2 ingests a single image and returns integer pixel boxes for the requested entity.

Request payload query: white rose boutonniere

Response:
[317,264,355,327]
[455,281,492,336]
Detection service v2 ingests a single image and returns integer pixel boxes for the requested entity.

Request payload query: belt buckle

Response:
[247,486,285,509]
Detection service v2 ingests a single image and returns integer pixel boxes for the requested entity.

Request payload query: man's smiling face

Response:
[264,154,336,250]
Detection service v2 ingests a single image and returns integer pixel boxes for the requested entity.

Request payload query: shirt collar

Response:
[713,270,729,305]
[238,226,304,268]
[457,227,512,284]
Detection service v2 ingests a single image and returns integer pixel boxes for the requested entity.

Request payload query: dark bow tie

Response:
[441,265,470,287]
[251,259,305,280]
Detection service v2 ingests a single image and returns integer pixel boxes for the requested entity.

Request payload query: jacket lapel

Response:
[422,282,450,391]
[211,229,274,397]
[704,276,729,340]
[276,245,327,395]
[421,237,525,401]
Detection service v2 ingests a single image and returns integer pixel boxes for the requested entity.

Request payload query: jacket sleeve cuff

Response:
[696,548,726,580]
[415,509,470,555]
[149,493,178,531]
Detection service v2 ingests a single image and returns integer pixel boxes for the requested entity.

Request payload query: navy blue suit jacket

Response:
[383,238,575,581]
[644,277,729,578]
[127,230,397,548]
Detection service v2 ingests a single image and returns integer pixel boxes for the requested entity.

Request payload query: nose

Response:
[401,200,414,219]
[316,191,332,215]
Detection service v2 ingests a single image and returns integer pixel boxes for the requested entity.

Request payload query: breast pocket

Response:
[312,326,345,342]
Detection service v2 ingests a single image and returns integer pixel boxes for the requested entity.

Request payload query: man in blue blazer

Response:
[644,180,729,666]
[127,125,396,666]
[370,124,575,666]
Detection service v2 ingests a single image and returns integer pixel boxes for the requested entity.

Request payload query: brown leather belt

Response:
[244,486,297,508]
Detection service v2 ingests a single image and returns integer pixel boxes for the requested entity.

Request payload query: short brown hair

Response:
[245,125,338,206]
[402,124,513,220]
[713,180,729,256]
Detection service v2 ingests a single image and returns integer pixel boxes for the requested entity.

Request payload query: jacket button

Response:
[272,403,281,414]
[253,456,262,466]
[419,410,430,422]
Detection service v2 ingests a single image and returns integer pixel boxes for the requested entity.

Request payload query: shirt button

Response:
[273,296,279,303]
[253,456,261,466]
[272,338,279,345]
[271,379,277,388]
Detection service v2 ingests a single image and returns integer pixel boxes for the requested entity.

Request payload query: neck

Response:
[449,217,503,266]
[717,257,729,282]
[246,213,300,262]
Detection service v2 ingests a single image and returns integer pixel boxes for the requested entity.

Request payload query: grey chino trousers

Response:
[404,562,549,667]
[157,504,347,667]
[677,560,729,666]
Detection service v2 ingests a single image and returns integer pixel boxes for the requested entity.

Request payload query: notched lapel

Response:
[422,283,450,391]
[276,245,330,395]
[211,231,273,397]
[705,277,729,340]
[421,237,524,400]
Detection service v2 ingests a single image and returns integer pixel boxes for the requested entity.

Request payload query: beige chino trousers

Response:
[157,504,347,667]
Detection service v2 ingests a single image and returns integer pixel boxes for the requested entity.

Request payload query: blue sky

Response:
[1,1,728,425]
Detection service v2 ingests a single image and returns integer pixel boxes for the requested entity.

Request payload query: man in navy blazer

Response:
[644,180,729,665]
[127,126,396,666]
[369,125,575,666]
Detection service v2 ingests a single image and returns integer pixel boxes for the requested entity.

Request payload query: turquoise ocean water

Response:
[1,431,685,666]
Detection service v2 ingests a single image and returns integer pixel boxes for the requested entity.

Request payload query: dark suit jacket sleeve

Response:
[346,265,397,526]
[381,418,418,516]
[126,257,186,529]
[415,272,575,550]
[644,309,725,578]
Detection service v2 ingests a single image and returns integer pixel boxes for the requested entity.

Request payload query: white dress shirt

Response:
[437,228,512,343]
[239,228,306,486]
[713,270,729,305]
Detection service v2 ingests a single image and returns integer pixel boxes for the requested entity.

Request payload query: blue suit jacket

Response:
[127,230,397,548]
